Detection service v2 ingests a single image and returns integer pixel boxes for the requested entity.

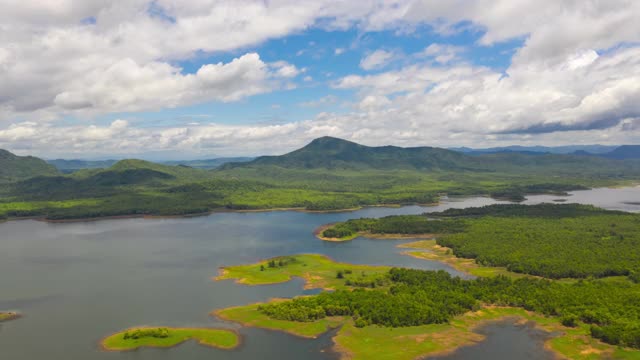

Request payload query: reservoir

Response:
[0,186,638,359]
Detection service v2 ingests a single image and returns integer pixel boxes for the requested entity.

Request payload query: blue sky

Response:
[0,1,638,159]
[89,26,521,130]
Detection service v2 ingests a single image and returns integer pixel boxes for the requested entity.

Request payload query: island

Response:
[216,254,390,290]
[0,312,21,322]
[101,327,240,351]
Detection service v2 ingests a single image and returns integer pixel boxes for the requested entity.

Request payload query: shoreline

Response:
[2,184,639,225]
[212,303,589,360]
[99,326,242,352]
[214,253,390,290]
[1,202,441,225]
[313,223,437,242]
[212,302,343,339]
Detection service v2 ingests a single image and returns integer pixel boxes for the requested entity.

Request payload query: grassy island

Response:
[216,300,640,360]
[101,327,239,351]
[0,312,21,322]
[215,254,390,290]
[216,263,640,357]
[214,302,346,338]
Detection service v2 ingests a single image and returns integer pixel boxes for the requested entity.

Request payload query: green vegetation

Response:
[0,149,58,182]
[430,203,626,218]
[320,216,466,240]
[250,268,640,349]
[214,303,345,338]
[321,204,640,280]
[2,137,640,220]
[0,312,20,322]
[215,254,389,290]
[398,240,531,279]
[101,327,239,351]
[437,213,640,279]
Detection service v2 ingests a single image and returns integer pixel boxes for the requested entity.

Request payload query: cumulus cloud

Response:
[421,44,466,64]
[360,49,396,70]
[0,0,639,156]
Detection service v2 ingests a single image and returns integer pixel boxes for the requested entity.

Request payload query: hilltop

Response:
[221,136,640,177]
[222,136,478,171]
[0,149,59,182]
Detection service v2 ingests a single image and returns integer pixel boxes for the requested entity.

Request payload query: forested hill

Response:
[221,136,480,170]
[0,149,59,182]
[220,136,640,174]
[602,145,640,160]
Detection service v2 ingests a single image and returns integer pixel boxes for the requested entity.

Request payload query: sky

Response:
[0,0,639,160]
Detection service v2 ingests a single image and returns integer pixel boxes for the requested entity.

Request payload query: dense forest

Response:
[321,216,466,238]
[322,204,640,280]
[259,268,640,348]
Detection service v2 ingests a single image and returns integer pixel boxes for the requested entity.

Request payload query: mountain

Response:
[8,159,212,201]
[601,145,640,160]
[222,136,480,171]
[451,145,618,155]
[48,157,254,173]
[162,157,253,169]
[219,137,640,181]
[47,159,118,173]
[0,149,59,182]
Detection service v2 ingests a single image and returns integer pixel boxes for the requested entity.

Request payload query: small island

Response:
[215,254,390,290]
[0,312,21,322]
[101,327,240,351]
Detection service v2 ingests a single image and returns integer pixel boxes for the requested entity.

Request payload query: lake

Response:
[0,186,638,360]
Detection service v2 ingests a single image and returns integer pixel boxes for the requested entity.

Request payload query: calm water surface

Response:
[0,186,638,360]
[427,319,557,360]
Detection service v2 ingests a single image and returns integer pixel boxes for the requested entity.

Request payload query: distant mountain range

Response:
[47,157,253,172]
[451,144,640,160]
[222,136,477,170]
[221,137,640,172]
[2,138,638,184]
[1,137,639,220]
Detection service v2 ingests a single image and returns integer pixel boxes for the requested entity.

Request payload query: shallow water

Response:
[427,319,557,360]
[0,186,638,360]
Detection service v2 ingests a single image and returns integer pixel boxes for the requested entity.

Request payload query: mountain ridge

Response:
[0,149,59,182]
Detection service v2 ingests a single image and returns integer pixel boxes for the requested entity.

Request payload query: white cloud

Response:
[0,0,639,155]
[299,95,339,108]
[334,48,345,55]
[421,43,465,64]
[360,49,395,70]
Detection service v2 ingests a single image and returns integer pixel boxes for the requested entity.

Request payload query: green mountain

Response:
[602,145,640,160]
[162,157,253,169]
[222,136,480,170]
[221,136,639,176]
[0,149,59,182]
[47,159,118,173]
[48,157,254,173]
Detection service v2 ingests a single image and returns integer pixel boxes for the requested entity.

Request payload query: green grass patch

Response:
[215,254,390,290]
[214,302,344,338]
[101,327,239,351]
[398,240,532,279]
